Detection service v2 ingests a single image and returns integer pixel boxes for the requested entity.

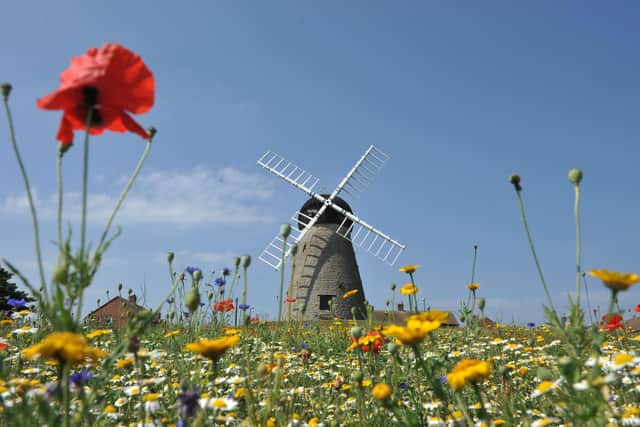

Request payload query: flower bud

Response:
[58,142,72,155]
[387,342,398,354]
[241,255,251,268]
[234,257,241,267]
[280,223,292,239]
[477,297,486,311]
[1,82,12,99]
[192,269,202,282]
[185,287,201,313]
[118,283,123,292]
[353,372,364,384]
[167,252,175,264]
[350,326,363,339]
[509,174,522,191]
[52,264,67,284]
[290,243,298,256]
[390,283,396,291]
[568,168,583,185]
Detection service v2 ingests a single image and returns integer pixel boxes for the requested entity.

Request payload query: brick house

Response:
[86,294,154,328]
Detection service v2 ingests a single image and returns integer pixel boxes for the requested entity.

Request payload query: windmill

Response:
[257,146,405,320]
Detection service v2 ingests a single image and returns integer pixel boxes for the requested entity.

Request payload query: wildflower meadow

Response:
[1,43,640,427]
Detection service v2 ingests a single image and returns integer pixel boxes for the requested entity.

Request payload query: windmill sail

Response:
[336,213,404,266]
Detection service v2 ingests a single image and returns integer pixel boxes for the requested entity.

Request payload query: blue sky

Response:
[1,1,639,324]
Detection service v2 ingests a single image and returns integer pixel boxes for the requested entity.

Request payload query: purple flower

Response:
[527,322,535,328]
[70,368,93,386]
[398,382,409,389]
[222,268,230,277]
[186,266,201,275]
[179,385,200,420]
[440,376,447,383]
[300,342,308,349]
[214,277,226,287]
[7,298,27,309]
[238,304,250,310]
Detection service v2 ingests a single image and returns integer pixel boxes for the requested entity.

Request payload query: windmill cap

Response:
[298,195,353,230]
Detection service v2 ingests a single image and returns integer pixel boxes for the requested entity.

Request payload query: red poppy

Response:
[0,342,7,351]
[635,304,640,313]
[284,297,297,303]
[601,313,623,331]
[250,317,260,323]
[37,43,154,147]
[213,299,234,313]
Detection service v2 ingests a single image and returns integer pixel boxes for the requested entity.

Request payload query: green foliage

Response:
[0,267,34,313]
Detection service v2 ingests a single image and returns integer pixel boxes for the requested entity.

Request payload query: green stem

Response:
[62,363,71,427]
[515,190,557,314]
[582,273,595,325]
[79,109,93,260]
[2,97,47,297]
[56,153,64,254]
[574,185,582,308]
[278,239,286,322]
[96,138,153,252]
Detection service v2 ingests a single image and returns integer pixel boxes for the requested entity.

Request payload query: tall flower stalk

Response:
[569,168,583,308]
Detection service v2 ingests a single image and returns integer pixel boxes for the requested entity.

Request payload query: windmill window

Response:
[319,295,334,310]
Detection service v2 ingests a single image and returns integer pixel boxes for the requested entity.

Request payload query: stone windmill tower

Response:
[257,146,404,321]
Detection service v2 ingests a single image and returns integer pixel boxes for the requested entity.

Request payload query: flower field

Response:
[1,305,640,426]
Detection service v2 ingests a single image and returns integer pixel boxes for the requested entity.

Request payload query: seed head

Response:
[568,168,583,185]
[509,174,522,192]
[241,255,251,269]
[1,82,12,99]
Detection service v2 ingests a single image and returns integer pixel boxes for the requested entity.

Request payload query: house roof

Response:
[85,295,144,318]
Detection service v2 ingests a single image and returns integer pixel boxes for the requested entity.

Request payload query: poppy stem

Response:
[56,152,63,256]
[514,189,557,315]
[79,110,93,261]
[573,184,582,308]
[96,133,154,254]
[1,95,48,298]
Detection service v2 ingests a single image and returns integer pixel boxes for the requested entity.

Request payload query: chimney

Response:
[397,303,404,312]
[129,294,137,305]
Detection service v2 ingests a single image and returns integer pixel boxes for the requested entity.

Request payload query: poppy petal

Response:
[56,114,74,145]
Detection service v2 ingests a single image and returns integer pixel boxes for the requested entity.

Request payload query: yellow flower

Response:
[342,289,359,299]
[372,383,392,401]
[0,319,14,326]
[223,328,242,336]
[163,330,180,338]
[183,335,240,361]
[399,264,419,274]
[466,283,480,290]
[116,357,135,369]
[382,313,445,346]
[22,332,106,366]
[400,283,418,295]
[142,393,161,402]
[406,310,450,323]
[446,359,491,390]
[589,269,640,292]
[86,329,112,339]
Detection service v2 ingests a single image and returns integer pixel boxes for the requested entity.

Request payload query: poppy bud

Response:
[568,168,583,185]
[185,287,201,313]
[290,243,298,256]
[353,372,364,384]
[58,142,72,155]
[167,252,175,264]
[118,283,123,292]
[280,223,292,239]
[1,82,11,99]
[509,174,522,192]
[192,269,202,282]
[52,264,67,284]
[241,255,251,268]
[390,283,396,291]
[387,342,398,354]
[477,297,486,311]
[350,326,363,339]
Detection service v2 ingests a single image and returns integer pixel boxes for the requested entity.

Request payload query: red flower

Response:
[37,43,154,147]
[635,304,640,313]
[601,313,623,331]
[284,297,297,303]
[0,342,7,351]
[214,299,234,313]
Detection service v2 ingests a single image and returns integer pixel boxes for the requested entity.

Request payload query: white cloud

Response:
[0,166,274,226]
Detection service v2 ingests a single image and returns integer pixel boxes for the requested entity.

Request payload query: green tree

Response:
[0,266,34,312]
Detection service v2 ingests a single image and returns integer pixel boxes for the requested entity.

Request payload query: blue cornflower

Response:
[178,385,200,421]
[398,382,409,390]
[238,304,250,310]
[440,375,447,384]
[214,277,226,287]
[527,322,535,328]
[222,268,231,277]
[300,342,308,349]
[185,266,201,275]
[561,316,568,323]
[7,298,27,309]
[69,368,93,386]
[291,347,299,353]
